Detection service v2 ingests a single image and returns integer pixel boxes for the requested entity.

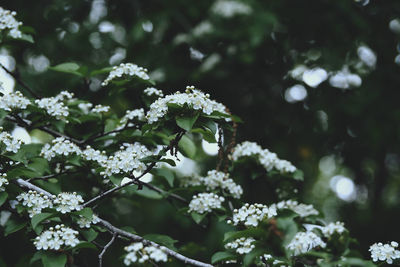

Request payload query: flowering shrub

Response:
[0,5,396,267]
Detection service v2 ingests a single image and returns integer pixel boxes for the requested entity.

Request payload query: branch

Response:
[82,125,140,145]
[27,170,77,182]
[0,63,40,98]
[99,233,117,267]
[14,179,213,267]
[82,131,186,207]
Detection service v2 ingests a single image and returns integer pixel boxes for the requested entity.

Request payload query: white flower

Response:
[91,104,110,113]
[118,108,145,129]
[275,200,318,217]
[329,68,362,89]
[34,224,80,250]
[232,141,296,174]
[188,192,225,214]
[0,91,31,111]
[53,192,83,214]
[230,203,277,227]
[369,242,400,264]
[77,214,100,228]
[16,190,54,217]
[146,86,229,124]
[0,128,24,153]
[0,7,23,38]
[357,45,377,68]
[287,231,326,256]
[225,237,255,254]
[211,0,252,18]
[302,67,328,88]
[35,91,73,120]
[143,87,163,97]
[124,242,168,265]
[321,221,346,237]
[41,137,81,160]
[0,173,8,191]
[102,63,150,86]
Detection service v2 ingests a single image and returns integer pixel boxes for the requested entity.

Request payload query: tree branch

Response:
[14,179,213,267]
[99,233,117,267]
[0,63,40,98]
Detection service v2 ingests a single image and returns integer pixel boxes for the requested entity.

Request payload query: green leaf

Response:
[178,135,196,159]
[243,247,265,267]
[176,113,200,132]
[0,192,8,207]
[19,34,34,43]
[134,187,163,199]
[4,217,27,236]
[223,228,265,243]
[49,62,83,76]
[73,207,93,220]
[191,212,207,224]
[31,212,57,230]
[41,252,67,267]
[80,228,98,242]
[66,241,96,250]
[143,234,177,250]
[153,168,175,187]
[292,169,304,181]
[211,251,237,264]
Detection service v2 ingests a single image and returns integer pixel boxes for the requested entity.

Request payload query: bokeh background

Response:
[1,0,400,265]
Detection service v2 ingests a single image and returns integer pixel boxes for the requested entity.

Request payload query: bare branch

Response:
[14,179,213,267]
[99,233,117,267]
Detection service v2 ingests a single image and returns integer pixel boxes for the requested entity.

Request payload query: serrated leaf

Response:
[31,212,57,230]
[211,251,237,264]
[0,192,8,207]
[41,252,67,267]
[143,234,177,250]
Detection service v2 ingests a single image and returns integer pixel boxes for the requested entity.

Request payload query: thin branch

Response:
[82,131,186,207]
[27,170,78,182]
[14,179,213,267]
[0,63,40,98]
[98,233,117,267]
[82,125,140,145]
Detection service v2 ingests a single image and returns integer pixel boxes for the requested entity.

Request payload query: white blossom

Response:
[144,87,163,97]
[321,221,346,237]
[41,137,81,160]
[77,214,100,228]
[0,128,24,153]
[276,200,318,218]
[102,63,150,86]
[82,146,107,164]
[124,242,168,265]
[53,192,83,214]
[287,231,326,256]
[35,91,73,120]
[329,68,362,89]
[0,91,31,111]
[118,108,145,128]
[16,190,54,217]
[188,192,225,214]
[357,45,377,68]
[229,203,277,227]
[0,7,23,38]
[91,104,110,113]
[369,241,400,264]
[146,86,229,124]
[232,141,296,174]
[212,0,252,18]
[34,224,80,250]
[302,67,328,88]
[225,237,255,254]
[0,173,8,191]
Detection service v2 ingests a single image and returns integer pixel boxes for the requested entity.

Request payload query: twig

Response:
[98,233,117,267]
[82,131,186,207]
[14,179,213,267]
[27,170,77,182]
[0,63,40,98]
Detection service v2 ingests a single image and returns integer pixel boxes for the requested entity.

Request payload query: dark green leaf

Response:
[0,192,8,207]
[143,234,177,250]
[191,212,207,224]
[73,207,93,220]
[211,251,237,264]
[176,113,200,131]
[153,168,175,187]
[41,252,67,267]
[49,62,83,76]
[31,212,57,230]
[178,135,196,159]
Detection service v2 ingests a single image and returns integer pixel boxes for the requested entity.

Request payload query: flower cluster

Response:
[34,224,80,250]
[53,192,83,214]
[0,128,24,153]
[225,237,256,254]
[82,146,107,163]
[91,104,110,113]
[77,214,100,228]
[16,190,54,217]
[321,221,346,238]
[102,63,150,86]
[228,203,277,227]
[118,108,145,128]
[287,231,326,256]
[144,87,164,97]
[188,192,225,214]
[0,91,31,111]
[276,200,319,218]
[232,141,296,174]
[124,242,168,265]
[369,241,400,264]
[41,137,81,160]
[0,173,8,191]
[99,143,154,177]
[329,68,362,89]
[0,7,23,38]
[146,86,229,124]
[211,0,252,18]
[35,91,73,120]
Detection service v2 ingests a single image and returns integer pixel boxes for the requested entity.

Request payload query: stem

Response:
[0,63,40,98]
[98,233,117,267]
